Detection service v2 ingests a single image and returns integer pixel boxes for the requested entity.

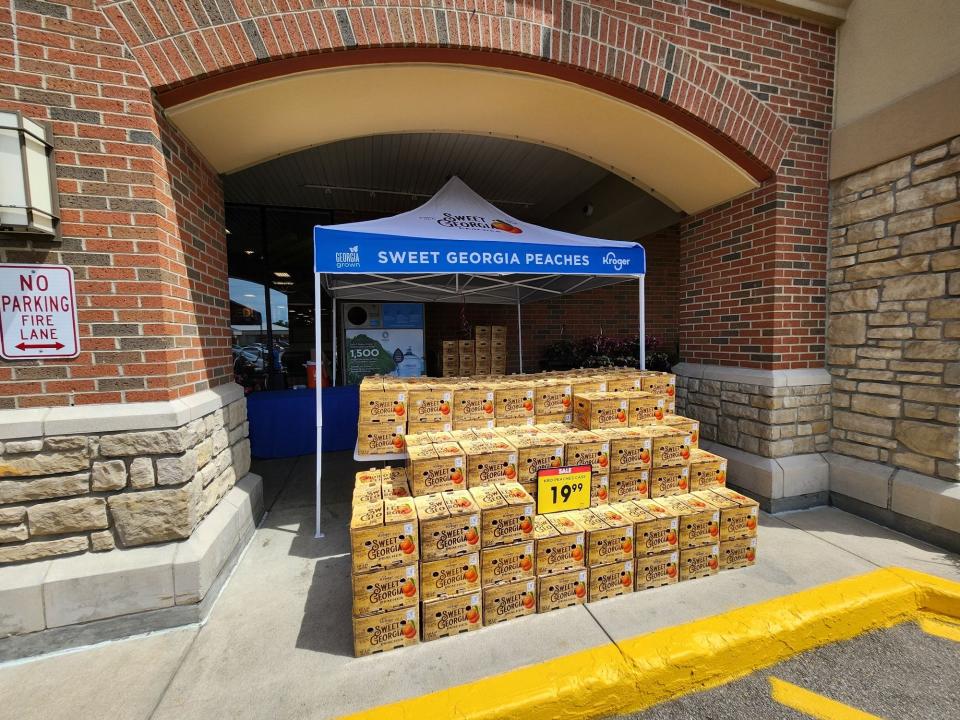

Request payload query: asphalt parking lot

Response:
[614,620,960,719]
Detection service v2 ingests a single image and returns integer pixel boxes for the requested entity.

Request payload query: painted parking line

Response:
[917,615,960,643]
[769,677,882,720]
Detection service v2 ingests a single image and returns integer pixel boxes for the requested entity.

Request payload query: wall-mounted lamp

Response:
[0,111,59,238]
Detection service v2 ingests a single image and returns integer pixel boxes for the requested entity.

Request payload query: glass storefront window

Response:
[226,205,331,393]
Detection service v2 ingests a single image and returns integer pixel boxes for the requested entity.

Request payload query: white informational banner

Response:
[0,263,79,359]
[344,328,424,385]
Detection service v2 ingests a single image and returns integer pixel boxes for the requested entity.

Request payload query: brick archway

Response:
[102,2,793,180]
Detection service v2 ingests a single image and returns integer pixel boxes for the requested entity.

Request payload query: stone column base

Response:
[0,472,264,661]
[700,439,829,513]
[826,453,960,555]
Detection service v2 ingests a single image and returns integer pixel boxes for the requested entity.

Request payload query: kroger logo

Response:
[602,252,631,272]
[335,245,360,269]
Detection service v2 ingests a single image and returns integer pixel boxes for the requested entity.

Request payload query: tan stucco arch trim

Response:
[165,63,760,215]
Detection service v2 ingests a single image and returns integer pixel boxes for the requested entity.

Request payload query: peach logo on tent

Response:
[491,220,523,234]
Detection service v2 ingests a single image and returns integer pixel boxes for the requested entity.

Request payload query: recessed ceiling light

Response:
[243,249,255,255]
[274,271,291,278]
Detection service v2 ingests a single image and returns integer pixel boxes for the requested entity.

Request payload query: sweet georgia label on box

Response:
[537,464,592,514]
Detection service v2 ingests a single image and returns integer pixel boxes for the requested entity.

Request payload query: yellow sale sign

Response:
[537,465,592,514]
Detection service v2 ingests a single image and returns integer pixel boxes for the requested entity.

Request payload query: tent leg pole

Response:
[315,271,325,539]
[639,275,646,371]
[516,291,523,374]
[331,297,338,387]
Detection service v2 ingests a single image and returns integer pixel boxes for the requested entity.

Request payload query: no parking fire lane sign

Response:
[0,264,79,360]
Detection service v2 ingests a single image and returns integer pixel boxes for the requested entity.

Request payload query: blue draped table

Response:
[246,386,359,458]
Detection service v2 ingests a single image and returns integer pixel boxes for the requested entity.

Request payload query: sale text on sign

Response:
[537,464,592,514]
[0,264,79,360]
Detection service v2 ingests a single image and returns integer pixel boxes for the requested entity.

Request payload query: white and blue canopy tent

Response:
[312,176,647,535]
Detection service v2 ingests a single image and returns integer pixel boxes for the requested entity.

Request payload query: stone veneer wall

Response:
[677,374,831,458]
[828,135,960,481]
[0,398,250,564]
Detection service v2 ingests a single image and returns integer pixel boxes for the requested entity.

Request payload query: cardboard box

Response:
[706,487,759,540]
[605,374,642,393]
[564,431,610,474]
[535,412,571,425]
[460,438,519,487]
[469,483,535,547]
[628,392,668,426]
[573,392,629,430]
[407,444,467,495]
[636,550,680,589]
[421,592,483,641]
[359,388,408,424]
[494,417,535,428]
[353,606,419,657]
[442,340,458,353]
[570,378,607,396]
[481,540,536,585]
[533,514,586,574]
[662,415,700,448]
[475,354,491,375]
[588,559,634,601]
[353,482,382,506]
[660,495,720,549]
[350,497,419,573]
[609,470,649,503]
[474,326,491,342]
[509,434,565,485]
[590,505,637,564]
[405,420,453,436]
[688,449,728,490]
[537,569,588,612]
[639,371,676,397]
[409,387,454,425]
[593,429,652,473]
[631,498,681,555]
[351,563,419,617]
[631,426,691,468]
[679,543,719,581]
[650,465,690,498]
[357,422,405,455]
[415,491,481,561]
[555,508,631,567]
[458,340,475,355]
[420,552,481,600]
[591,473,610,505]
[490,325,507,341]
[454,387,496,422]
[482,578,536,625]
[720,537,757,569]
[495,383,535,419]
[535,381,573,414]
[401,432,434,448]
[455,418,497,431]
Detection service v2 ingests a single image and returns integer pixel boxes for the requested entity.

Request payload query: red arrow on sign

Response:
[15,342,65,351]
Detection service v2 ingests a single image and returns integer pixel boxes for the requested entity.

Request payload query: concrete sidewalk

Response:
[1,453,959,720]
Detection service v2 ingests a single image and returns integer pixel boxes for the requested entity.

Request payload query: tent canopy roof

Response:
[314,176,645,304]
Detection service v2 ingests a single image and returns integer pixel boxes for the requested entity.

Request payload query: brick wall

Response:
[678,4,834,370]
[423,226,680,374]
[1,0,834,411]
[828,136,960,481]
[0,0,231,408]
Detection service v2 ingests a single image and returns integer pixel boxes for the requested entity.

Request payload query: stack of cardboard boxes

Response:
[349,368,759,656]
[440,325,507,376]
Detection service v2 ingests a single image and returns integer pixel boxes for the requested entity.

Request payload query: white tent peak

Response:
[320,175,641,249]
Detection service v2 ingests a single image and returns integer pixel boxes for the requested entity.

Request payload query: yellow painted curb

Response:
[340,567,960,720]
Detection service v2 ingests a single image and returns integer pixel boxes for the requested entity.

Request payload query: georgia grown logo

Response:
[336,245,360,269]
[435,213,523,234]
